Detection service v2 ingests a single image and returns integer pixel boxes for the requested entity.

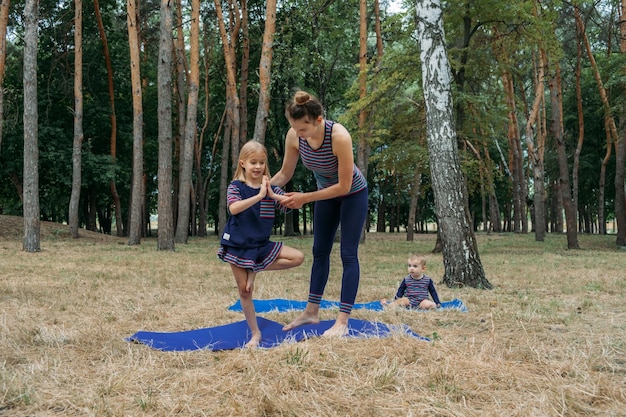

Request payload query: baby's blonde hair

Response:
[408,254,426,266]
[233,140,271,182]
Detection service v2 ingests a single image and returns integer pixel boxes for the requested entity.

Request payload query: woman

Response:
[271,90,368,337]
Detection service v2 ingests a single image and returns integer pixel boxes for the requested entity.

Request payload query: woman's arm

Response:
[270,129,300,188]
[281,123,354,209]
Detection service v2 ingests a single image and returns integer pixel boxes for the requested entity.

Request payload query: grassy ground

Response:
[1,215,625,416]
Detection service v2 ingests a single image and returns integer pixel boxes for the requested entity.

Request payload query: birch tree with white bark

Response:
[415,0,491,289]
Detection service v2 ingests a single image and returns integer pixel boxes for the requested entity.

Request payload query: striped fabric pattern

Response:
[218,242,283,271]
[298,120,366,194]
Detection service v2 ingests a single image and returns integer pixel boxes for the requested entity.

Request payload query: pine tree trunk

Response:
[127,0,144,245]
[239,0,249,144]
[94,0,123,237]
[175,0,200,244]
[574,6,626,242]
[415,0,490,289]
[69,0,83,239]
[23,0,40,252]
[598,122,611,235]
[573,11,585,227]
[156,0,175,250]
[214,0,241,169]
[523,48,547,241]
[501,70,526,233]
[615,121,626,246]
[0,0,10,154]
[252,0,276,144]
[172,0,185,234]
[616,0,626,246]
[549,64,579,249]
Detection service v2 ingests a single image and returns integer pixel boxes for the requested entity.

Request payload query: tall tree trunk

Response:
[501,70,525,233]
[616,0,626,246]
[493,24,526,234]
[358,0,368,172]
[214,0,241,169]
[0,0,9,154]
[575,5,621,241]
[127,0,144,245]
[195,33,217,238]
[69,0,83,239]
[599,121,612,235]
[357,0,369,243]
[573,9,585,229]
[23,0,40,252]
[549,62,579,249]
[362,0,383,183]
[615,122,626,245]
[175,0,200,244]
[94,0,123,237]
[252,0,276,144]
[157,0,175,250]
[170,0,184,227]
[415,0,490,289]
[239,0,249,145]
[524,49,546,242]
[172,0,186,227]
[215,0,241,238]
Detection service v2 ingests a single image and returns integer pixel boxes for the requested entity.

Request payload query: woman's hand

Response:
[281,192,308,209]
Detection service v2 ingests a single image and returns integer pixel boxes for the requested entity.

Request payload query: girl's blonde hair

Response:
[233,140,271,182]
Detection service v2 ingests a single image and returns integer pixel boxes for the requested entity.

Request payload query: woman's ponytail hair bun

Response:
[294,91,310,105]
[286,90,324,120]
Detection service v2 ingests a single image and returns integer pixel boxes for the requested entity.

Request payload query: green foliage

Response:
[0,0,623,237]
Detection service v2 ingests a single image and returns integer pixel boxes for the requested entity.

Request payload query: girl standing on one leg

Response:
[271,90,368,337]
[218,141,304,348]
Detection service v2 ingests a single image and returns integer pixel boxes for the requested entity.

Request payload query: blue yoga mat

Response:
[227,299,384,312]
[126,317,429,351]
[227,298,468,313]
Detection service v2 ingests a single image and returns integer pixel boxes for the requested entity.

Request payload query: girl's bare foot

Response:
[244,332,261,348]
[245,271,256,292]
[282,312,319,331]
[322,321,349,338]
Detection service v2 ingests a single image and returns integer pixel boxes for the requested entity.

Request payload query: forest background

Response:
[1,0,626,250]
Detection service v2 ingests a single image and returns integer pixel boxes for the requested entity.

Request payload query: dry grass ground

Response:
[1,214,625,416]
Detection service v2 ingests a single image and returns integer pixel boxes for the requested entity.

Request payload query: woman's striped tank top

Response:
[298,120,367,194]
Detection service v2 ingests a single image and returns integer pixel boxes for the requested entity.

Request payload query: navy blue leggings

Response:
[308,188,368,314]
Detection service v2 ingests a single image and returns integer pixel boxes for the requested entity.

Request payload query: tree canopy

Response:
[0,0,625,249]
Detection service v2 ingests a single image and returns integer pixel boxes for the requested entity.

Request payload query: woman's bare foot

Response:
[282,312,319,331]
[244,331,261,348]
[322,321,349,338]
